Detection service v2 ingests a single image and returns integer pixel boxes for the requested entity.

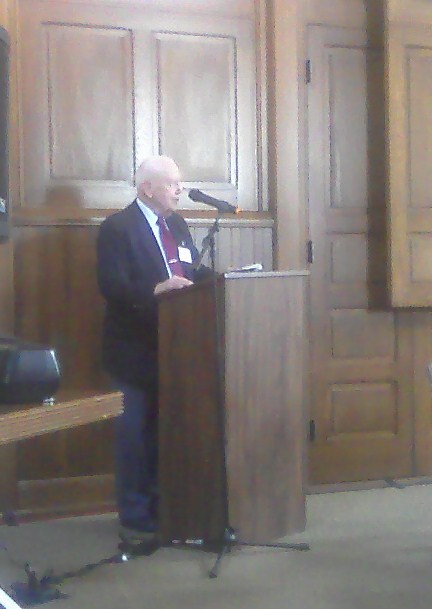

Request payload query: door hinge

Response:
[309,419,316,442]
[306,59,311,84]
[307,240,314,264]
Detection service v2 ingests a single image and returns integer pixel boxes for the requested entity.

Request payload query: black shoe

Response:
[119,519,157,539]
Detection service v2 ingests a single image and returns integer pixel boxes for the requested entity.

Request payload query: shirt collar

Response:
[136,197,159,229]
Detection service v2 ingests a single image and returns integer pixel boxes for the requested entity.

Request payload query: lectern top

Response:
[224,270,309,280]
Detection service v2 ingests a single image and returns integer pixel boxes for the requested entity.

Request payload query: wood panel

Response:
[22,0,256,18]
[47,26,134,183]
[158,279,225,541]
[12,220,272,486]
[156,33,235,184]
[18,0,259,211]
[13,225,114,483]
[0,239,13,333]
[412,310,432,475]
[8,0,432,494]
[18,474,114,516]
[19,11,136,208]
[188,217,273,271]
[0,392,122,445]
[385,0,432,306]
[306,0,367,26]
[14,225,108,389]
[0,390,121,516]
[386,0,432,26]
[0,0,19,515]
[224,272,308,541]
[0,0,7,26]
[0,444,16,513]
[0,0,14,337]
[159,272,308,543]
[269,0,307,268]
[15,0,269,489]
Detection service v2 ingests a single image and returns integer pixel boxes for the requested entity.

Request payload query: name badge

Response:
[178,246,192,264]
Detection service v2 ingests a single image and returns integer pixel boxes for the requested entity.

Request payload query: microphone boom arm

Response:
[193,215,220,272]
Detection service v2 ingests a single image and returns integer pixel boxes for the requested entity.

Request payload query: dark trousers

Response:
[113,380,158,527]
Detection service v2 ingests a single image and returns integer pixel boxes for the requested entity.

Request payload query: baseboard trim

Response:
[16,473,116,519]
[307,476,432,495]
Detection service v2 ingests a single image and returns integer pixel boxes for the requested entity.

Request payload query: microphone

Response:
[188,189,239,214]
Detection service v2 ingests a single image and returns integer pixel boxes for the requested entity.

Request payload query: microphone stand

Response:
[195,213,310,577]
[193,215,220,272]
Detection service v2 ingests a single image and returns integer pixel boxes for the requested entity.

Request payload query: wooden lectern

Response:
[158,271,308,544]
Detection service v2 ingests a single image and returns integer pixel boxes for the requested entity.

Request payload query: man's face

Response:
[139,163,182,216]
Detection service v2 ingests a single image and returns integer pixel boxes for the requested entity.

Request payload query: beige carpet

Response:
[1,484,432,609]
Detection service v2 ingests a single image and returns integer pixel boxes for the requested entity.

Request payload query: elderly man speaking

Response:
[97,156,211,537]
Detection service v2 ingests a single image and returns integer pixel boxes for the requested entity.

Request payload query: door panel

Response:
[307,25,413,483]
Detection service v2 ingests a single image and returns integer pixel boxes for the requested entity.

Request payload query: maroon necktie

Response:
[157,216,185,277]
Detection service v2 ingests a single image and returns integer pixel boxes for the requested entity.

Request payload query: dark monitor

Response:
[0,26,9,241]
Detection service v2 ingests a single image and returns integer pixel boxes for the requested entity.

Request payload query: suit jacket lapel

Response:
[127,201,169,278]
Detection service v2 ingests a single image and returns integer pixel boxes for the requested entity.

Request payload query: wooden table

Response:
[0,391,123,446]
[0,391,123,511]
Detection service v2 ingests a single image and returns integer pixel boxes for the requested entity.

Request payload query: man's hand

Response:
[154,275,193,295]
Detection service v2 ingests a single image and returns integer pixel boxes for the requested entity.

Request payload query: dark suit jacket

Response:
[97,200,209,389]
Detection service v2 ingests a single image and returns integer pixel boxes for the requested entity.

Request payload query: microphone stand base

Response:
[11,573,67,607]
[162,528,310,579]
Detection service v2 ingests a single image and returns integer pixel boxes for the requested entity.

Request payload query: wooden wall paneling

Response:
[254,0,268,210]
[412,310,432,474]
[0,0,16,337]
[254,226,273,270]
[17,414,114,482]
[188,218,274,271]
[216,226,234,272]
[19,4,137,209]
[14,224,108,390]
[46,26,134,185]
[306,0,367,27]
[0,240,13,332]
[25,0,256,18]
[129,15,258,210]
[11,0,270,511]
[156,32,236,184]
[385,0,432,306]
[0,0,7,25]
[0,0,18,515]
[10,216,272,496]
[14,224,113,486]
[386,0,432,26]
[18,0,259,212]
[269,0,307,269]
[18,473,114,514]
[0,444,17,513]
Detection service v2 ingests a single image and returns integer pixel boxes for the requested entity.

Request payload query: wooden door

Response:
[385,0,432,306]
[307,24,413,483]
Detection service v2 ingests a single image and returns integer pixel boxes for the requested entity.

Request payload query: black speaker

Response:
[0,337,61,405]
[0,26,9,240]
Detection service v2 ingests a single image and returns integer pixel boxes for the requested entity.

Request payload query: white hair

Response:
[135,155,179,187]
